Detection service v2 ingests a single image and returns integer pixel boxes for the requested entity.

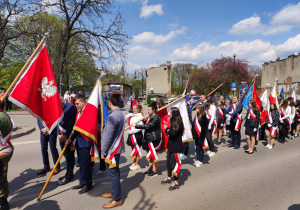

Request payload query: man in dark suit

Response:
[226,95,243,149]
[57,96,77,186]
[70,94,93,194]
[37,121,61,176]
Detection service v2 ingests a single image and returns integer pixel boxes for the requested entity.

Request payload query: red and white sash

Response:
[218,107,226,135]
[105,125,124,168]
[128,116,142,160]
[280,108,291,131]
[296,111,300,118]
[145,117,160,162]
[194,115,209,149]
[206,110,217,136]
[249,109,256,120]
[172,153,182,177]
[58,125,66,136]
[235,113,242,131]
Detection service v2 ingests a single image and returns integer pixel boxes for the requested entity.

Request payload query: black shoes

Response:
[216,142,221,145]
[72,184,85,190]
[234,145,240,149]
[227,144,234,147]
[0,198,9,210]
[57,177,72,186]
[78,185,93,194]
[144,169,151,175]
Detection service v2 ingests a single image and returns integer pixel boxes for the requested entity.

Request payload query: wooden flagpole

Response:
[124,93,190,131]
[37,142,69,201]
[0,33,49,104]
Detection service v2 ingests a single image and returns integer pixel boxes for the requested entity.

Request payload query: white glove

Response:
[128,130,133,134]
[279,118,283,123]
[208,125,211,130]
[267,124,272,128]
[221,124,224,127]
[253,128,257,132]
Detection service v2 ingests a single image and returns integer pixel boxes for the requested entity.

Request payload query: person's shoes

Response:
[58,176,65,181]
[161,177,172,184]
[37,168,50,175]
[216,142,221,145]
[96,170,106,175]
[208,152,216,157]
[227,144,234,147]
[57,177,72,186]
[130,164,141,171]
[144,169,151,175]
[291,136,294,140]
[265,144,270,148]
[234,145,240,149]
[102,199,123,209]
[247,151,254,154]
[268,145,273,149]
[179,154,188,160]
[193,160,203,167]
[53,168,61,175]
[101,193,113,198]
[204,151,211,156]
[72,184,85,190]
[147,170,158,178]
[129,163,136,170]
[78,185,93,194]
[169,183,180,191]
[0,198,9,210]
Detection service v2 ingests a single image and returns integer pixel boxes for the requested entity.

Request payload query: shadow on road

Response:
[288,204,300,210]
[23,200,60,210]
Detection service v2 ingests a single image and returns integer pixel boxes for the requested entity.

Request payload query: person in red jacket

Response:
[259,105,267,140]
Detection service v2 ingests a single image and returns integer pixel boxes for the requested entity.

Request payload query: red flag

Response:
[252,83,261,111]
[8,43,63,133]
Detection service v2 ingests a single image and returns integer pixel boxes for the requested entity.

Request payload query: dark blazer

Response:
[165,122,184,153]
[38,120,57,135]
[217,107,226,124]
[244,109,260,128]
[135,114,161,142]
[73,131,92,148]
[226,103,243,122]
[57,102,77,137]
[192,114,208,144]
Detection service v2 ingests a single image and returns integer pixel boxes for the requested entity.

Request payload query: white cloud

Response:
[132,27,186,45]
[229,2,300,35]
[140,0,163,18]
[128,46,160,57]
[170,39,278,65]
[275,34,300,54]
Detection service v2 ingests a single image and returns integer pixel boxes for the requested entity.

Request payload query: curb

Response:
[11,127,36,140]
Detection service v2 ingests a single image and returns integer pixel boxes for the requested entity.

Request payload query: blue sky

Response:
[113,0,300,73]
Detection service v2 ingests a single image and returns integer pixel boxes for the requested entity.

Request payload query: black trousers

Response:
[206,126,215,152]
[78,146,92,186]
[99,151,106,171]
[5,101,12,111]
[259,123,266,140]
[183,142,189,156]
[291,122,296,136]
[60,141,75,179]
[167,151,178,180]
[230,121,241,146]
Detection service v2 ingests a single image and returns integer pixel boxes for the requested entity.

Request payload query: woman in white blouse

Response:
[279,99,291,143]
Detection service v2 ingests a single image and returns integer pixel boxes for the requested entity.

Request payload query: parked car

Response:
[165,94,183,104]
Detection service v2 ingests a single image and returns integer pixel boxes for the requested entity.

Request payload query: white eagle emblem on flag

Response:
[38,77,57,101]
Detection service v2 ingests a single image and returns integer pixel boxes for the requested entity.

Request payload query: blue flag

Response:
[242,83,254,112]
[184,88,190,103]
[280,88,284,99]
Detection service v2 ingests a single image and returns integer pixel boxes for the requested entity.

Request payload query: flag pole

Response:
[37,138,69,201]
[1,33,50,104]
[124,93,190,131]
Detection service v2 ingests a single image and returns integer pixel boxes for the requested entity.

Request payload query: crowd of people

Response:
[1,90,299,210]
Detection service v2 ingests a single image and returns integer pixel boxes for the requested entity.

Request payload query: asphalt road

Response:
[6,106,300,210]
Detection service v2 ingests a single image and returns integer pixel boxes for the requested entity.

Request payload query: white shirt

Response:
[126,113,144,134]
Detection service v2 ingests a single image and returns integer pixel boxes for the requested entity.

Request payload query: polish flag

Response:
[252,83,261,111]
[269,82,279,107]
[73,80,109,160]
[158,97,193,150]
[260,88,269,110]
[291,88,296,102]
[8,43,63,133]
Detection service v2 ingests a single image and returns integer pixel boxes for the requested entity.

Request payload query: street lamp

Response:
[232,54,236,96]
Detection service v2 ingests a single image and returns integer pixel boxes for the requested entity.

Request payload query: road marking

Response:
[13,140,40,145]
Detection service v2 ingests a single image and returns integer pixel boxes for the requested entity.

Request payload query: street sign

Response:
[231,82,237,91]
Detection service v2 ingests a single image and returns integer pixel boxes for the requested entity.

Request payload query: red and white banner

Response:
[73,80,106,162]
[8,43,63,133]
[235,113,242,131]
[146,142,159,163]
[260,88,269,110]
[269,82,279,108]
[106,129,124,168]
[158,97,193,150]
